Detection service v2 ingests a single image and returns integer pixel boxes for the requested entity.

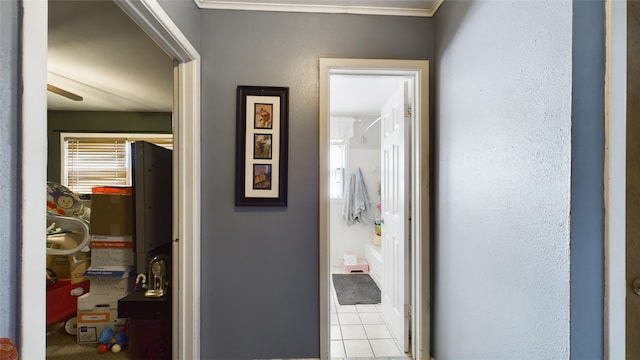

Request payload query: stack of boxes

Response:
[76,187,135,344]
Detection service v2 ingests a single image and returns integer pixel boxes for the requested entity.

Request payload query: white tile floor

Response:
[330,268,410,359]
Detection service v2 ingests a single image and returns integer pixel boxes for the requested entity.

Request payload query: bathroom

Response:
[329,75,407,287]
[328,73,413,358]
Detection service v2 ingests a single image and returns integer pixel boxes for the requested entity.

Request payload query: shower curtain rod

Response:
[360,116,382,143]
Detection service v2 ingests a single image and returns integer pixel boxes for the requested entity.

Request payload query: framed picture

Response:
[236,85,289,206]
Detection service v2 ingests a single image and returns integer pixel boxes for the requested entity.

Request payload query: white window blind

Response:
[330,139,347,199]
[61,133,173,194]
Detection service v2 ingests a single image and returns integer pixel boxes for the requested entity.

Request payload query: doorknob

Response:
[633,278,640,296]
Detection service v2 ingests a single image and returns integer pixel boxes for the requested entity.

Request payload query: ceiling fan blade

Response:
[47,84,83,101]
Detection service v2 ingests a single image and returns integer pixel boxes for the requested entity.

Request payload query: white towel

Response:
[342,168,371,225]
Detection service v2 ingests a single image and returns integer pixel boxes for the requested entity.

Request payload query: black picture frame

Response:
[235,85,289,206]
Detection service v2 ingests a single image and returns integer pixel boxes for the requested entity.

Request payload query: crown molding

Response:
[194,0,443,17]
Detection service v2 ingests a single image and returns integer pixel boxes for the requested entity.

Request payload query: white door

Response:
[380,83,410,352]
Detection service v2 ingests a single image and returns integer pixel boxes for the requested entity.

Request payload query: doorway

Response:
[45,5,174,356]
[20,1,201,358]
[319,58,430,360]
[328,74,411,358]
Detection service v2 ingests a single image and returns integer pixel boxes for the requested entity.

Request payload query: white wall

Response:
[330,148,380,266]
[607,1,627,357]
[330,116,381,267]
[433,1,572,359]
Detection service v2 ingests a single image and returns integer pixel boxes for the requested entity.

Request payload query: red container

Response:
[46,279,90,327]
[91,186,132,195]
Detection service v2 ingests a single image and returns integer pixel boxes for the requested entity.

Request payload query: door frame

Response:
[604,0,626,358]
[20,1,201,358]
[319,58,430,359]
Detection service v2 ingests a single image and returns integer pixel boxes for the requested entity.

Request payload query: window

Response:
[61,133,173,194]
[330,139,347,199]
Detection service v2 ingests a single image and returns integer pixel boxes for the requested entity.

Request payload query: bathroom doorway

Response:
[319,58,430,360]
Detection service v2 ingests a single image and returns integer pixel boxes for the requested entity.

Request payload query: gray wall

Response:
[198,10,433,359]
[433,1,573,358]
[158,0,200,52]
[47,111,172,182]
[1,0,609,357]
[570,0,605,358]
[0,0,19,342]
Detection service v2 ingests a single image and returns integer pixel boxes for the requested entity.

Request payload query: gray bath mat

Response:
[332,273,381,305]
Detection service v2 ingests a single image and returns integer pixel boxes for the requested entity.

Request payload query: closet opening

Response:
[20,1,201,358]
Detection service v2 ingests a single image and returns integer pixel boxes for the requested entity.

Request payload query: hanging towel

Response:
[342,168,371,226]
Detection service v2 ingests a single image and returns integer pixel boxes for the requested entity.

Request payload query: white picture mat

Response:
[244,95,281,198]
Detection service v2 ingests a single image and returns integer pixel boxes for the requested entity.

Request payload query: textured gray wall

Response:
[198,10,433,359]
[158,0,200,51]
[0,0,19,341]
[570,0,605,358]
[433,1,572,358]
[2,0,606,356]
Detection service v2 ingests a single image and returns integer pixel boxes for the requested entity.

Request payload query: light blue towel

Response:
[342,168,371,225]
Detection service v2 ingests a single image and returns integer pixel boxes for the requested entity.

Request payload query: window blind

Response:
[330,139,347,199]
[61,134,172,194]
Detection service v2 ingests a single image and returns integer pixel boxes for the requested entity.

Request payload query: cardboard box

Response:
[46,254,70,279]
[46,231,92,283]
[89,193,133,236]
[69,251,92,284]
[46,251,92,284]
[90,235,134,267]
[84,266,135,296]
[77,293,127,343]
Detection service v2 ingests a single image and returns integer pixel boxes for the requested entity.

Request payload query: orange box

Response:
[92,186,132,195]
[78,312,110,323]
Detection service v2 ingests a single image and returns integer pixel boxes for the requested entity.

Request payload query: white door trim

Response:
[116,2,201,358]
[604,0,626,358]
[20,1,201,359]
[20,3,48,358]
[319,58,430,360]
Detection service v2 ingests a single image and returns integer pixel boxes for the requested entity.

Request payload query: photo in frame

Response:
[235,85,289,206]
[254,134,272,159]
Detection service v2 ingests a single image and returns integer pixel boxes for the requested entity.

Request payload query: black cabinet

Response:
[118,291,171,360]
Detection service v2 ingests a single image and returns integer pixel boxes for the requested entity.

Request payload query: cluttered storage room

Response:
[45,1,175,358]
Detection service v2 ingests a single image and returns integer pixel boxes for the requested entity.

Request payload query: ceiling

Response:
[330,76,403,115]
[47,0,174,112]
[47,0,436,113]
